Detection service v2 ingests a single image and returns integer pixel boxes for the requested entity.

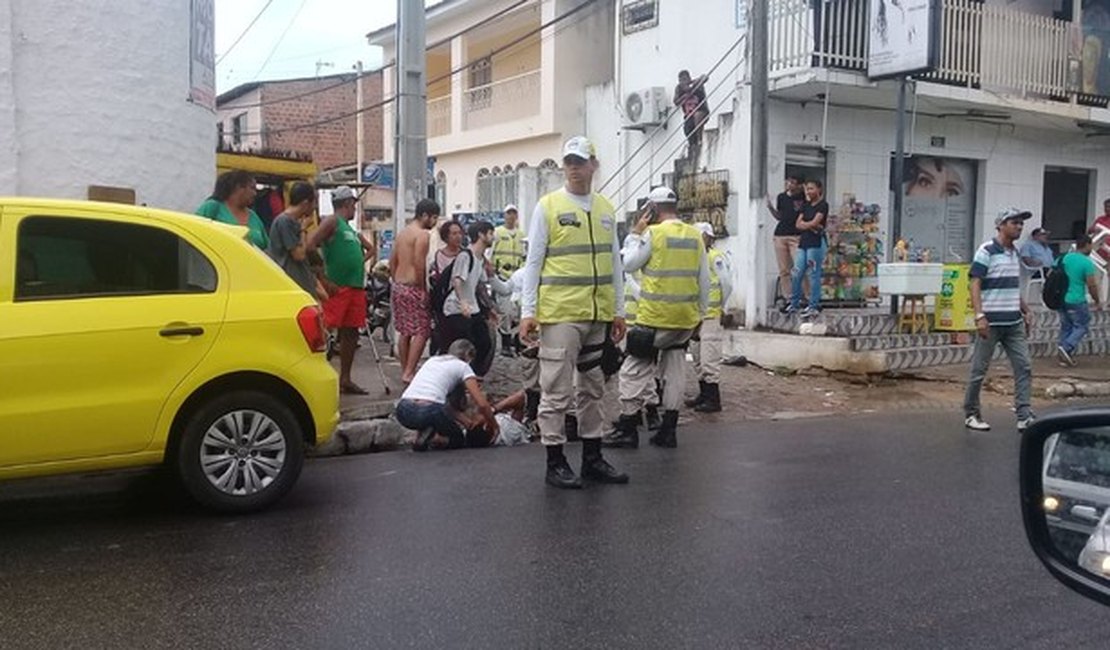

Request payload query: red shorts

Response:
[323,286,367,330]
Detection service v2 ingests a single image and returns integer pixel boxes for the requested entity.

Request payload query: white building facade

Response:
[590,0,1110,326]
[0,0,216,212]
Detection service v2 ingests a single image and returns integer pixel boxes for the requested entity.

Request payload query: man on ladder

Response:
[491,204,525,356]
[520,136,628,490]
[607,187,709,449]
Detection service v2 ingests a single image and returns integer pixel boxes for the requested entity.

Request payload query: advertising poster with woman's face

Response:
[900,156,978,262]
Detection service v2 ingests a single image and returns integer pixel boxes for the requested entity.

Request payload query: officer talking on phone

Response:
[607,186,709,449]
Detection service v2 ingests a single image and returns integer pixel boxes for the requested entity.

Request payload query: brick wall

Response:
[259,71,383,172]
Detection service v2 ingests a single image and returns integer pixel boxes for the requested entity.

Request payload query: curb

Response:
[1046,381,1110,399]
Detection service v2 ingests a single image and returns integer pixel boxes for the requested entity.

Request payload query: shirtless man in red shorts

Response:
[390,199,440,383]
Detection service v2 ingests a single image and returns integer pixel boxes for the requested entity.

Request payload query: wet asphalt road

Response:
[3,408,1110,649]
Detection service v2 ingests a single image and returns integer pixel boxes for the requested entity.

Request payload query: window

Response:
[232,113,247,145]
[434,170,447,212]
[622,0,659,34]
[15,217,218,301]
[217,121,225,147]
[468,58,492,110]
[1043,167,1094,242]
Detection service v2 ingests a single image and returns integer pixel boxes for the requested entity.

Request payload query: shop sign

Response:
[189,0,216,111]
[935,263,975,331]
[867,0,940,79]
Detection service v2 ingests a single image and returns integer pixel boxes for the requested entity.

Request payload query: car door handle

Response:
[160,326,205,338]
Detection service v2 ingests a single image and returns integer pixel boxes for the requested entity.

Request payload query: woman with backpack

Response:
[428,221,465,355]
[435,221,511,376]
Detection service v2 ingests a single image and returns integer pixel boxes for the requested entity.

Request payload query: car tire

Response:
[174,390,305,514]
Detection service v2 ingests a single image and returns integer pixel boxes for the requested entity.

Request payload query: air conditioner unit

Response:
[622,87,668,129]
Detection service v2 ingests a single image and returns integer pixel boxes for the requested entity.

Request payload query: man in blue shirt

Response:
[1020,227,1055,275]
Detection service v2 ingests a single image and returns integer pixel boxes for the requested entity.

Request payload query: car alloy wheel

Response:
[200,410,287,496]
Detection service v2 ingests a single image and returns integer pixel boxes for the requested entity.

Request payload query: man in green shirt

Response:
[309,186,375,394]
[1057,234,1103,367]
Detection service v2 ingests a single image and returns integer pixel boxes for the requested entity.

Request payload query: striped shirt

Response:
[970,238,1022,326]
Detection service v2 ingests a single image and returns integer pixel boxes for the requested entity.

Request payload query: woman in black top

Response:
[788,180,829,315]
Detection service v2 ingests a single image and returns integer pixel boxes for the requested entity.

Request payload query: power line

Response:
[238,0,599,137]
[251,0,311,81]
[216,0,276,67]
[221,0,533,111]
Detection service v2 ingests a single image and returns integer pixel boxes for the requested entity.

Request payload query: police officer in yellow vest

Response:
[521,136,628,489]
[685,222,732,413]
[608,186,709,449]
[492,204,525,356]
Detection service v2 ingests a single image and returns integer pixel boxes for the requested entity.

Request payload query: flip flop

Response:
[340,384,369,395]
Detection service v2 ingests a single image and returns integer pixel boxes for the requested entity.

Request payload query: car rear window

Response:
[1046,428,1110,489]
[15,216,218,301]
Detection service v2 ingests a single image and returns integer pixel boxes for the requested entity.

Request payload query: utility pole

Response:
[890,76,908,315]
[746,0,768,329]
[394,0,428,233]
[355,60,364,231]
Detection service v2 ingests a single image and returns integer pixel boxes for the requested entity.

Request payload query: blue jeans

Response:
[963,323,1033,420]
[790,240,826,309]
[1059,303,1091,354]
[394,399,465,448]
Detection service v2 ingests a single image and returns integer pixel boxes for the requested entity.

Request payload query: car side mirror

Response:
[1021,409,1110,607]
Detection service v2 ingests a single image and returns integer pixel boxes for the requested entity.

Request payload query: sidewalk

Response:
[892,355,1110,400]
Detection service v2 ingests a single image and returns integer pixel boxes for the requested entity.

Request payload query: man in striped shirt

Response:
[964,208,1035,432]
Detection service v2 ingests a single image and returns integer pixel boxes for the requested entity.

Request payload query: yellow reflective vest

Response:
[491,224,524,279]
[707,247,724,319]
[537,191,617,324]
[637,220,702,330]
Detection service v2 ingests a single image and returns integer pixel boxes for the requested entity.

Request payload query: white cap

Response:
[648,186,678,204]
[562,136,596,161]
[694,222,715,238]
[503,204,518,213]
[331,185,356,202]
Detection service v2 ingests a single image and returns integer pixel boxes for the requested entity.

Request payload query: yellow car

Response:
[0,198,339,512]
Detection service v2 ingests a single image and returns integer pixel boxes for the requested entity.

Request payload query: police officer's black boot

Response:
[649,410,680,448]
[524,389,540,422]
[602,413,641,449]
[685,380,709,408]
[545,445,582,489]
[644,404,662,431]
[581,439,629,484]
[564,413,581,442]
[694,383,722,413]
[500,332,515,357]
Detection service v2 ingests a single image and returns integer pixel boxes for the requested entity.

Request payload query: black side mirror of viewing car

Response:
[1021,408,1110,607]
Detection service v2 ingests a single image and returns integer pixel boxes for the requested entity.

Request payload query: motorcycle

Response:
[364,266,392,345]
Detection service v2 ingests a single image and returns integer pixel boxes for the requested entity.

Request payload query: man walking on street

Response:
[767,176,805,307]
[520,136,629,489]
[608,186,709,450]
[309,186,375,395]
[491,204,525,356]
[964,208,1035,432]
[685,222,731,414]
[390,199,440,384]
[1057,235,1102,367]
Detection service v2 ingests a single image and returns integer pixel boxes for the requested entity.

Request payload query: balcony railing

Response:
[428,95,452,138]
[770,0,1094,102]
[463,69,542,131]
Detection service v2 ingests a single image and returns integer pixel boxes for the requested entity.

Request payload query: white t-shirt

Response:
[401,355,476,403]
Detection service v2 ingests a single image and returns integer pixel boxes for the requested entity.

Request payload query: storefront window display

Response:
[822,195,884,305]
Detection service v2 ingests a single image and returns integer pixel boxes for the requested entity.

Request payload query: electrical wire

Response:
[216,0,276,67]
[251,0,311,81]
[222,0,533,110]
[235,0,601,137]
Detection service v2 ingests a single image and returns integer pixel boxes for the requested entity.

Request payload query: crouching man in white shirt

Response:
[395,339,500,450]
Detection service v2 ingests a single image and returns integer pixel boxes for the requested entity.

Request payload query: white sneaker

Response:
[1057,346,1076,367]
[965,415,991,431]
[1018,416,1037,432]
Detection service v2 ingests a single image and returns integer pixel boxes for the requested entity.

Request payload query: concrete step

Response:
[883,339,1110,372]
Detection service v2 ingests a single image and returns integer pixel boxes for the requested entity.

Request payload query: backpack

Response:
[1042,256,1068,310]
[428,250,477,352]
